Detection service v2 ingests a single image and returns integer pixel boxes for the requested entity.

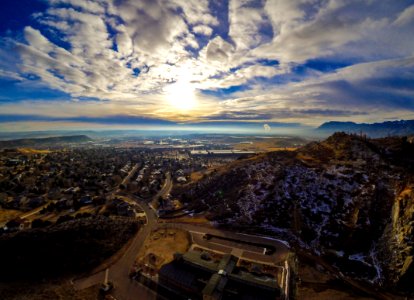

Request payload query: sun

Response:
[165,69,198,111]
[166,81,197,111]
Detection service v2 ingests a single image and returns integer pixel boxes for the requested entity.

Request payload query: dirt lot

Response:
[0,208,22,224]
[190,171,206,182]
[233,140,298,152]
[135,228,190,271]
[17,148,51,155]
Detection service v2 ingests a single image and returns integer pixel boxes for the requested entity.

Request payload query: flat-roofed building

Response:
[158,251,283,300]
[190,149,256,158]
[190,150,209,156]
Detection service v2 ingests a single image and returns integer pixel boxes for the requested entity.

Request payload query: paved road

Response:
[190,232,287,265]
[20,202,52,219]
[120,163,140,188]
[73,194,159,299]
[110,206,158,300]
[158,172,172,199]
[149,172,172,210]
[160,223,290,263]
[72,174,171,300]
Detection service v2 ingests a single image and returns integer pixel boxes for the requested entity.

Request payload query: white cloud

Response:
[229,0,271,51]
[251,1,414,64]
[0,69,22,81]
[205,36,234,63]
[393,4,414,26]
[200,64,285,89]
[115,25,133,58]
[49,0,106,14]
[169,0,218,26]
[112,0,188,55]
[209,56,414,125]
[192,25,213,36]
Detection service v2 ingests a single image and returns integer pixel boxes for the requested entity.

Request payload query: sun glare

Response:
[165,69,198,111]
[166,81,197,111]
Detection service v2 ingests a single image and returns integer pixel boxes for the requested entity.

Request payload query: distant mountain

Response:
[173,132,414,297]
[317,119,414,137]
[0,135,92,148]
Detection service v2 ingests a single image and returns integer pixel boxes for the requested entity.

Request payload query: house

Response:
[19,219,32,230]
[4,218,31,231]
[149,179,159,188]
[79,195,92,205]
[176,169,184,176]
[27,197,45,209]
[116,201,136,217]
[48,187,62,199]
[141,186,149,194]
[151,170,161,176]
[58,196,73,208]
[176,176,187,183]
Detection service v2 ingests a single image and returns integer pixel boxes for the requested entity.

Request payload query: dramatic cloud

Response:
[0,0,413,130]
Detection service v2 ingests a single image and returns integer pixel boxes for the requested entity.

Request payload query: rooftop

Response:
[160,251,282,299]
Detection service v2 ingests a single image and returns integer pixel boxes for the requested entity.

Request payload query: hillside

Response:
[0,135,92,148]
[317,120,414,137]
[173,133,414,296]
[0,216,139,280]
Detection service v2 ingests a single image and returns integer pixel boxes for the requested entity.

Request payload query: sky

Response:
[0,0,414,133]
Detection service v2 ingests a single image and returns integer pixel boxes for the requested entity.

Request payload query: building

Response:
[159,251,283,300]
[190,150,256,158]
[176,176,187,183]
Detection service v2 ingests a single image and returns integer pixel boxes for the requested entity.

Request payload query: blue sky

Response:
[0,0,414,132]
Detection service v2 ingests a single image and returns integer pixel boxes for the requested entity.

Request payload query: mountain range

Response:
[317,120,414,137]
[0,135,92,149]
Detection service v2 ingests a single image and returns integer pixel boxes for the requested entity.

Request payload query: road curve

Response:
[72,175,169,299]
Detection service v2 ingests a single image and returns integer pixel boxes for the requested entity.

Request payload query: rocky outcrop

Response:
[378,186,414,291]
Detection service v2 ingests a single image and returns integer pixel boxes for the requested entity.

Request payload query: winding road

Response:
[73,168,173,299]
[73,168,291,300]
[73,168,161,300]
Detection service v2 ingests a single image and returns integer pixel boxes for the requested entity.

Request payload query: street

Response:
[73,168,168,300]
